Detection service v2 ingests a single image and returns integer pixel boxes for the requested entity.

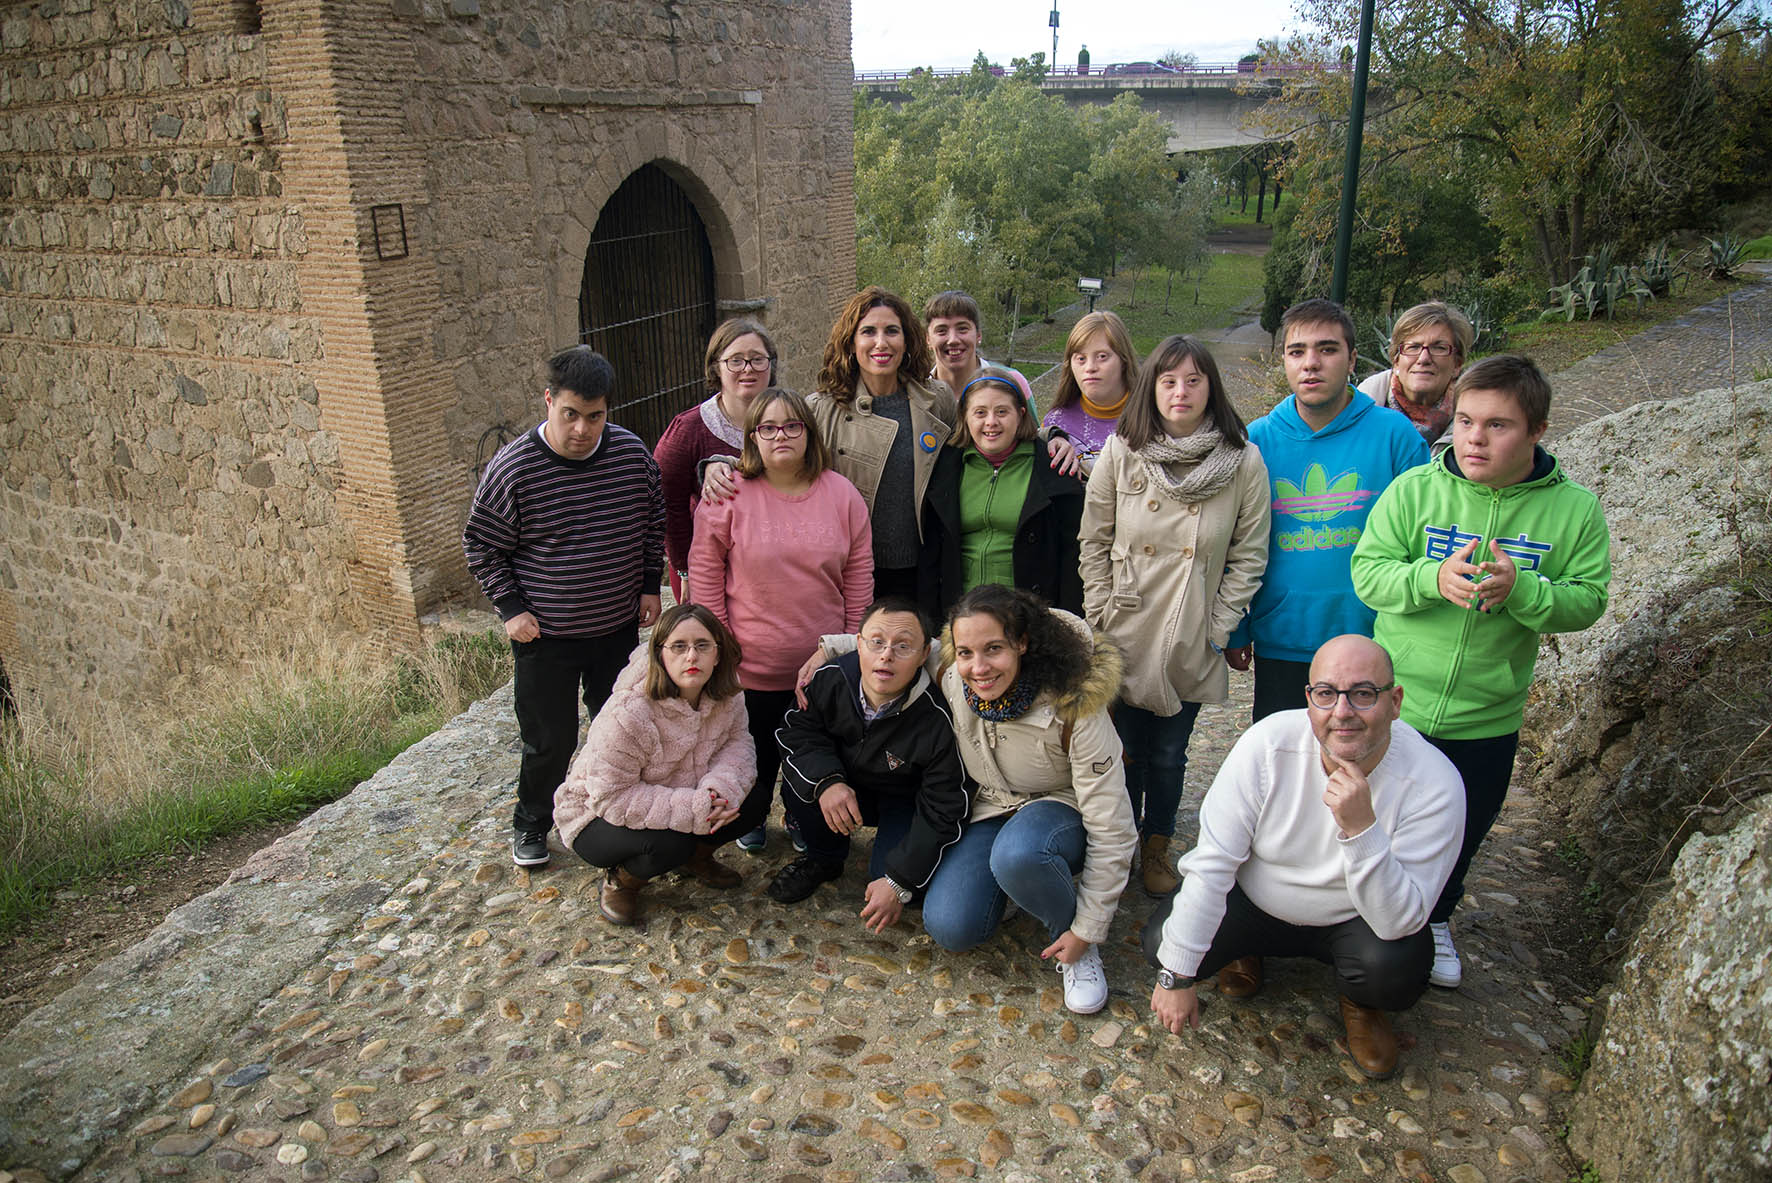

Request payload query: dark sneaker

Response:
[512,830,550,867]
[735,825,767,853]
[766,854,844,903]
[786,814,808,853]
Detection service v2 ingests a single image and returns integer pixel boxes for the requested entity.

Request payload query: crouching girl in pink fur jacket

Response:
[553,603,758,925]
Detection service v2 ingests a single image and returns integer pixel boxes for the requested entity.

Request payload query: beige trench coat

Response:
[806,377,956,534]
[1079,434,1271,714]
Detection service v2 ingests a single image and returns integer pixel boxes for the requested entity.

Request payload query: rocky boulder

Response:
[1526,380,1771,1181]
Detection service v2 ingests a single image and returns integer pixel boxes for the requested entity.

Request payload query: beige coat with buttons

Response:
[1079,433,1271,714]
[807,378,956,532]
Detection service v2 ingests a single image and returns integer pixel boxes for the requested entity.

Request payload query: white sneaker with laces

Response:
[1429,921,1462,988]
[1059,943,1109,1015]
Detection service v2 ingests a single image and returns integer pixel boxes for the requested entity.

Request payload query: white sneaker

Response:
[1059,944,1109,1015]
[1429,922,1462,988]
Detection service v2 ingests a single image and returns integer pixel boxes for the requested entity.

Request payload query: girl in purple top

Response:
[1041,311,1139,477]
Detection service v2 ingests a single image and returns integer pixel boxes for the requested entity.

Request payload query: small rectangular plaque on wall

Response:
[371,203,408,260]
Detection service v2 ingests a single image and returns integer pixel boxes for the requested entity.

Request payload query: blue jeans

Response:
[1114,702,1201,838]
[923,799,1086,950]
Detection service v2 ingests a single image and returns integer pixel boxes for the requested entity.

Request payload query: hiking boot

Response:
[1216,956,1263,999]
[1058,943,1109,1015]
[1140,833,1179,896]
[1429,921,1463,988]
[600,868,646,926]
[1340,996,1399,1079]
[512,829,550,867]
[683,841,741,889]
[766,854,844,903]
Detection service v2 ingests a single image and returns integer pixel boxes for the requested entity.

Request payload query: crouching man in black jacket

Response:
[769,597,972,933]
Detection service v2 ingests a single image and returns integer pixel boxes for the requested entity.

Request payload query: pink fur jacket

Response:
[553,644,756,848]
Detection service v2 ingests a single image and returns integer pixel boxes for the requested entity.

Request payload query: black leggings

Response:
[1423,731,1520,923]
[1142,884,1432,1011]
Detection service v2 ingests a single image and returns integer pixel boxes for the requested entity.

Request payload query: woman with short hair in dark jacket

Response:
[918,366,1086,621]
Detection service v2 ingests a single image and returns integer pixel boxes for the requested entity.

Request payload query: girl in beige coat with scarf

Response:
[1080,336,1271,895]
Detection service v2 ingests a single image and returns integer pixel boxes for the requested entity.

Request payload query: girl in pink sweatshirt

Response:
[553,603,758,925]
[689,387,874,852]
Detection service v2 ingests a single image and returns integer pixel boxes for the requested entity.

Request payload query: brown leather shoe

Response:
[1140,833,1179,896]
[600,868,646,926]
[1216,956,1263,999]
[683,842,741,889]
[1340,996,1399,1080]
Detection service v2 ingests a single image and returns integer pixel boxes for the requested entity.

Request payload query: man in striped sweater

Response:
[464,346,664,867]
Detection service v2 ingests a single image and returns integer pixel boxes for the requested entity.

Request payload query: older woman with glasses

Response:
[690,387,874,855]
[654,318,779,598]
[1356,302,1474,456]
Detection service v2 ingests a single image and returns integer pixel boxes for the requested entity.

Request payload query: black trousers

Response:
[1142,884,1432,1011]
[510,626,637,834]
[1251,656,1312,723]
[1423,731,1520,924]
[743,687,796,829]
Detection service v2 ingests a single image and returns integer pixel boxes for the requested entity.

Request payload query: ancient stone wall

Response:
[0,0,360,705]
[0,0,856,711]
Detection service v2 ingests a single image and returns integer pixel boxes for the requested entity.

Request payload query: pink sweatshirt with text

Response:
[688,471,874,691]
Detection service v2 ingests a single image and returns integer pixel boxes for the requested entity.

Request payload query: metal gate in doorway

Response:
[578,164,717,447]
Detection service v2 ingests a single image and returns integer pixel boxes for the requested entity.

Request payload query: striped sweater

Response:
[463,424,664,638]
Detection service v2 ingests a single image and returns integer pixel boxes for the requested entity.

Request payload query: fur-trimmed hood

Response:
[939,607,1123,722]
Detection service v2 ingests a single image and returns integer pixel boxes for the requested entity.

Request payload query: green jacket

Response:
[1350,448,1611,739]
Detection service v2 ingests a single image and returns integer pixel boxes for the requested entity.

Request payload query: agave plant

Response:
[1706,234,1746,281]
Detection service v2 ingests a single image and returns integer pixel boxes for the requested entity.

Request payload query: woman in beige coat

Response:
[1079,335,1270,895]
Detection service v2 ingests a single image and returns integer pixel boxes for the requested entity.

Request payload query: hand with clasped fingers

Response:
[1436,537,1517,614]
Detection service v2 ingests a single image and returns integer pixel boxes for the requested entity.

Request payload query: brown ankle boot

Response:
[1216,956,1263,999]
[1140,833,1179,896]
[1339,996,1398,1079]
[600,868,646,926]
[683,841,741,889]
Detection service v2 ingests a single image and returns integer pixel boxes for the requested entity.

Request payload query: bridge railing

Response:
[854,61,1347,85]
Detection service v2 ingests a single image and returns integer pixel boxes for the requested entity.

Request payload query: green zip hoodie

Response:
[1350,447,1611,739]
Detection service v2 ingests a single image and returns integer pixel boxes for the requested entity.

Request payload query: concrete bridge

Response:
[855,63,1309,151]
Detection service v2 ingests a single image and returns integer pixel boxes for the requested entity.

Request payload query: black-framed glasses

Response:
[753,421,805,440]
[721,355,773,373]
[1398,341,1456,359]
[1305,682,1394,710]
[861,636,922,660]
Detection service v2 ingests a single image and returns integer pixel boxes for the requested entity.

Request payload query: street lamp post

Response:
[1330,0,1376,304]
[1050,6,1059,73]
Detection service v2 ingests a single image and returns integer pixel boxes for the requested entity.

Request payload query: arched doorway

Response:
[578,164,717,447]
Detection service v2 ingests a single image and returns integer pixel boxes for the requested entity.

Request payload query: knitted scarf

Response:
[963,671,1041,721]
[1137,423,1243,504]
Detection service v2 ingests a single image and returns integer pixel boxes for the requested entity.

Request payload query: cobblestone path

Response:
[1542,266,1772,438]
[0,680,1586,1183]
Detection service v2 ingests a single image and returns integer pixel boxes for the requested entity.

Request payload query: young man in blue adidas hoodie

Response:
[1227,299,1429,720]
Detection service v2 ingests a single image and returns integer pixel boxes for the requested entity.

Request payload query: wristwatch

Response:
[884,876,914,904]
[1156,968,1197,991]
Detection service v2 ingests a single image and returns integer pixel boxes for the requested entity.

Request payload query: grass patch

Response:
[1212,193,1292,229]
[0,630,511,941]
[1559,1031,1599,1083]
[1742,233,1772,261]
[1014,252,1267,359]
[1495,274,1748,373]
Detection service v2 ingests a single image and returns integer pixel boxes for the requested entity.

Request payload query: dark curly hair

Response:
[946,584,1091,698]
[817,286,933,402]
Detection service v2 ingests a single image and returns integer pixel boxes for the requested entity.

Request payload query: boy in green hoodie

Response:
[1351,355,1611,989]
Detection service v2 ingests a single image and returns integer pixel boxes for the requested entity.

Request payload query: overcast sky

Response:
[851,0,1303,72]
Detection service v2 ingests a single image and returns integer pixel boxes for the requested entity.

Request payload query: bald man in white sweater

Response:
[1142,635,1464,1080]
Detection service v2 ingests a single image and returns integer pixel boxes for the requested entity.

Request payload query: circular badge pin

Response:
[918,429,940,453]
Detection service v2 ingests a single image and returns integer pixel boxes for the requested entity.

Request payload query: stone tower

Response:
[0,0,857,710]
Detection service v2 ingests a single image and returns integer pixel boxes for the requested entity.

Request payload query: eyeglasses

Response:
[663,640,718,657]
[1305,682,1394,710]
[1398,341,1456,359]
[753,421,805,440]
[721,355,773,373]
[861,635,922,660]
